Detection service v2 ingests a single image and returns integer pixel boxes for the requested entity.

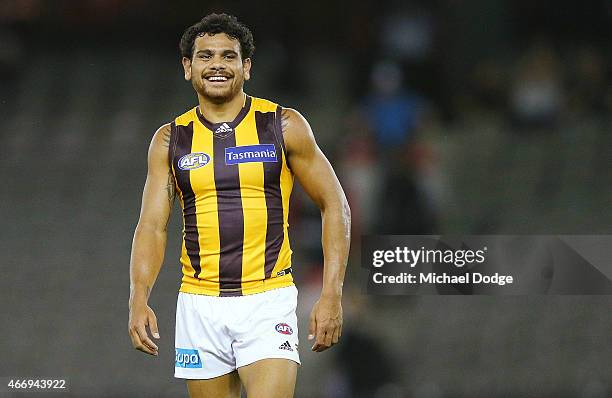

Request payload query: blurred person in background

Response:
[351,60,437,234]
[128,13,350,398]
[509,40,565,133]
[566,44,610,122]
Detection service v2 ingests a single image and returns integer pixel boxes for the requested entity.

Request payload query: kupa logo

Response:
[275,323,293,335]
[175,348,202,368]
[178,152,210,171]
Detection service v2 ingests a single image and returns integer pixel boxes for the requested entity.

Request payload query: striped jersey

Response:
[168,95,294,296]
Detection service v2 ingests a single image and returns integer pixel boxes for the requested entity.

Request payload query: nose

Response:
[209,56,226,70]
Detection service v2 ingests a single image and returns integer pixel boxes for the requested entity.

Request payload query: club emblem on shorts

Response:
[178,152,210,170]
[275,323,293,335]
[279,341,293,351]
[175,348,202,368]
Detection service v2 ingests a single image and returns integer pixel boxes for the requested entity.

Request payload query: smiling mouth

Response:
[205,75,231,82]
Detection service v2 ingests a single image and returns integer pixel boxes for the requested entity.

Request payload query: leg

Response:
[176,293,241,395]
[186,371,241,398]
[238,359,298,398]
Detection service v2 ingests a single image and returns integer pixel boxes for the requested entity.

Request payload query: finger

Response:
[308,312,316,340]
[136,343,157,355]
[331,326,340,345]
[323,326,333,347]
[136,325,158,352]
[312,325,329,352]
[312,339,330,352]
[138,345,157,355]
[311,325,323,351]
[129,329,157,355]
[148,312,160,339]
[129,328,140,348]
[315,325,327,347]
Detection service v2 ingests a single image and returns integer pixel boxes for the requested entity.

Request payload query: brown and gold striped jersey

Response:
[169,95,294,296]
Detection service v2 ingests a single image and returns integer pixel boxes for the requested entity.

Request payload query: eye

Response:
[198,53,211,60]
[224,54,236,60]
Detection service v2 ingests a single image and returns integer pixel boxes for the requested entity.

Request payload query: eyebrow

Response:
[195,49,239,56]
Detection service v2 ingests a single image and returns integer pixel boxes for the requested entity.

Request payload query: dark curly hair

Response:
[179,13,255,60]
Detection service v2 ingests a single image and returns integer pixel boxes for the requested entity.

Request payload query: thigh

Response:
[232,286,300,369]
[238,359,298,398]
[175,293,237,380]
[186,371,241,398]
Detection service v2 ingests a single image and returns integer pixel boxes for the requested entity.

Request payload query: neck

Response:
[197,91,246,123]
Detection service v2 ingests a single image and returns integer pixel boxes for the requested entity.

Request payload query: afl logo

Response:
[275,323,293,335]
[178,152,210,170]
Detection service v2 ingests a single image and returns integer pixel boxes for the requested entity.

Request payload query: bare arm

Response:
[282,108,351,352]
[128,123,175,356]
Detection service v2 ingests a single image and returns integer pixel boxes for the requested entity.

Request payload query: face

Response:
[182,33,251,104]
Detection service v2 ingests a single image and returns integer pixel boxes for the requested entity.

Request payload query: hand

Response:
[308,295,343,352]
[128,302,160,356]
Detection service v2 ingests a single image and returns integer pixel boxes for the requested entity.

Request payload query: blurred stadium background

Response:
[0,0,611,397]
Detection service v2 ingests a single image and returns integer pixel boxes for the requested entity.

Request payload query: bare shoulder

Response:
[280,108,315,154]
[148,123,172,166]
[151,123,172,148]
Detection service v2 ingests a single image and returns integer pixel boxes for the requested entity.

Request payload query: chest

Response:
[172,119,282,195]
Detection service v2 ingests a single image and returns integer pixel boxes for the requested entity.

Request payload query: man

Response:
[128,13,351,398]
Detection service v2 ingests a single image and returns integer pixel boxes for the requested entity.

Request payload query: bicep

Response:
[137,124,174,231]
[284,110,344,208]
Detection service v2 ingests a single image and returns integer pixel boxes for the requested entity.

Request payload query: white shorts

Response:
[174,285,300,379]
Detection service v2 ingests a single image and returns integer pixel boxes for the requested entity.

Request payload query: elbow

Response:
[318,191,351,229]
[331,194,351,232]
[342,196,351,227]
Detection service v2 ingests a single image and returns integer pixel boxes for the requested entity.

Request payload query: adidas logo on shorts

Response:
[279,341,293,351]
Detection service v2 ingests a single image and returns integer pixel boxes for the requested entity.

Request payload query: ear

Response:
[243,58,252,81]
[182,57,192,81]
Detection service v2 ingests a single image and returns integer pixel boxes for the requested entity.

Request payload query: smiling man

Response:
[128,13,351,398]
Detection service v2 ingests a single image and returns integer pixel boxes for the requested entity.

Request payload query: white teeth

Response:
[207,76,228,81]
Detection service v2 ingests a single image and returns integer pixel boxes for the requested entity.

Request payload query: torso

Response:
[169,95,295,296]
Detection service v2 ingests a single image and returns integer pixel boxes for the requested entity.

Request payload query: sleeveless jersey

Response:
[169,95,294,296]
